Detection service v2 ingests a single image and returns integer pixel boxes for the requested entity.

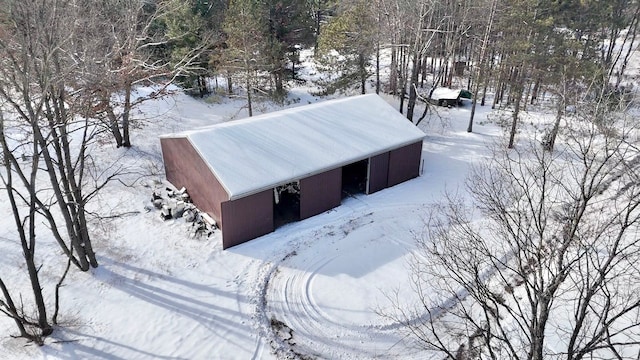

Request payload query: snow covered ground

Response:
[0,75,505,359]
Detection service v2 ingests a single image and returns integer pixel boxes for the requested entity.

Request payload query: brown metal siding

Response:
[387,141,423,187]
[220,190,274,249]
[367,152,390,194]
[160,138,229,226]
[300,168,342,219]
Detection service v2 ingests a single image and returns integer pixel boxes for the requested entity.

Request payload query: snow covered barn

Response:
[160,94,425,249]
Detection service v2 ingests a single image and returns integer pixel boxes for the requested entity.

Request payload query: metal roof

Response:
[161,94,425,200]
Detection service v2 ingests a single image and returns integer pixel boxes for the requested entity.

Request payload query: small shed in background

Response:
[160,94,425,249]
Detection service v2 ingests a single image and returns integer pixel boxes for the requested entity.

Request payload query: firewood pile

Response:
[146,185,217,238]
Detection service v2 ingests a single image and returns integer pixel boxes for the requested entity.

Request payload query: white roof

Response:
[429,87,461,100]
[161,94,425,200]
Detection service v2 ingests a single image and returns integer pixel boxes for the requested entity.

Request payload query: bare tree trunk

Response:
[466,44,473,90]
[614,5,640,88]
[274,67,284,97]
[122,82,132,147]
[399,43,409,113]
[40,116,93,266]
[375,41,380,94]
[443,60,450,87]
[246,70,253,117]
[0,120,33,340]
[468,0,497,132]
[26,140,51,336]
[390,45,397,95]
[53,258,72,325]
[421,55,427,87]
[468,92,479,133]
[0,122,52,341]
[481,49,495,107]
[507,81,524,148]
[522,78,532,112]
[494,67,509,108]
[530,78,540,105]
[0,277,29,339]
[414,99,430,127]
[544,99,564,152]
[314,8,321,54]
[375,5,381,95]
[407,52,420,121]
[359,53,366,94]
[37,97,94,271]
[106,106,125,148]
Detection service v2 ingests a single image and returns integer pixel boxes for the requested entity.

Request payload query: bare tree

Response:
[0,110,53,344]
[406,0,474,123]
[0,0,149,342]
[467,0,498,133]
[0,0,102,270]
[385,96,640,359]
[77,0,206,147]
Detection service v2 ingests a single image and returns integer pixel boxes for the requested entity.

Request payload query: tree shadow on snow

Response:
[44,258,255,358]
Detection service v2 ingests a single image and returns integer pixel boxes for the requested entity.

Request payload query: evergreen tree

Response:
[310,0,339,52]
[164,0,227,97]
[262,0,315,98]
[316,0,377,94]
[223,0,266,116]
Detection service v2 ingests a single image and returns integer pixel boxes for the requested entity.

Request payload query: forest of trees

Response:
[153,1,640,125]
[156,0,640,147]
[0,0,639,357]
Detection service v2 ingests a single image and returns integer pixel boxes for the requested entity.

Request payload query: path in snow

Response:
[243,205,433,359]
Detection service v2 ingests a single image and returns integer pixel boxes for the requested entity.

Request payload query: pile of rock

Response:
[147,186,217,238]
[151,187,190,220]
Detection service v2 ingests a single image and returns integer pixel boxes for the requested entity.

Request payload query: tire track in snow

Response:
[226,257,277,360]
[254,207,431,359]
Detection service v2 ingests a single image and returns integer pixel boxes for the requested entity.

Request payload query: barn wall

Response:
[220,190,274,249]
[300,168,342,219]
[162,137,423,249]
[160,138,228,226]
[387,142,423,187]
[367,152,390,194]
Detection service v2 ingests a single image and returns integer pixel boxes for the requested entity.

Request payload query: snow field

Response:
[0,82,502,359]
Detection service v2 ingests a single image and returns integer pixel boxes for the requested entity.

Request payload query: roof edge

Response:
[227,137,424,200]
[184,136,234,200]
[158,94,379,139]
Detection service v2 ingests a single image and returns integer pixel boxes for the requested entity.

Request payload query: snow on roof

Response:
[161,94,425,200]
[429,87,462,101]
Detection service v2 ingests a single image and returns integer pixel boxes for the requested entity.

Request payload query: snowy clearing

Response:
[0,85,503,359]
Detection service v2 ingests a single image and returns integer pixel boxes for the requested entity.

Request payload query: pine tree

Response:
[316,0,377,94]
[223,0,266,116]
[164,0,226,97]
[262,0,315,98]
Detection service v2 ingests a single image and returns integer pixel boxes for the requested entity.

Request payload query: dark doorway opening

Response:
[273,182,300,228]
[342,159,368,198]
